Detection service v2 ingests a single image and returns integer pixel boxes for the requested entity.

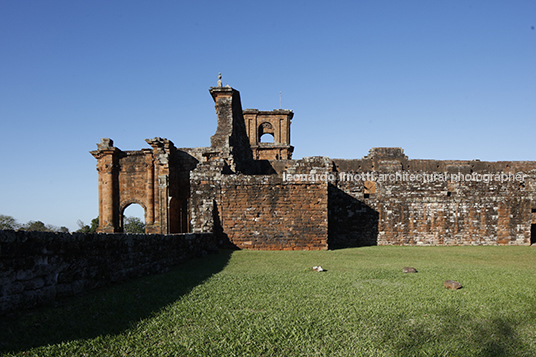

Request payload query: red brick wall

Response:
[117,152,149,212]
[218,178,328,250]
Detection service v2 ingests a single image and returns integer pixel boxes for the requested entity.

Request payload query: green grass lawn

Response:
[2,246,536,356]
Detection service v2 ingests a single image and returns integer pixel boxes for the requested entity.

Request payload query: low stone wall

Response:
[0,230,217,315]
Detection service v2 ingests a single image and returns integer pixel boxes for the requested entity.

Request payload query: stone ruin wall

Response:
[190,172,328,250]
[0,230,218,315]
[90,81,536,249]
[8,80,535,317]
[219,179,327,250]
[332,154,535,246]
[264,148,536,247]
[90,138,214,235]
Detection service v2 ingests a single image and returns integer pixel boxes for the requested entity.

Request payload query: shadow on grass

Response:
[391,305,526,357]
[0,250,234,354]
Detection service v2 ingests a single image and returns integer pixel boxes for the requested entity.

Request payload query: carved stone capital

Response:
[158,174,169,189]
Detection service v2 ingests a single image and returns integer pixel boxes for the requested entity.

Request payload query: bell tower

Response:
[243,109,294,160]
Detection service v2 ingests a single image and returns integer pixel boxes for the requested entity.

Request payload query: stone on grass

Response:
[444,280,462,290]
[402,267,417,273]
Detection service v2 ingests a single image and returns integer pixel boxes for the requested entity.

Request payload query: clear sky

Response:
[1,0,535,231]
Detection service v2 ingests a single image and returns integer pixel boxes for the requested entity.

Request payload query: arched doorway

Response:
[122,203,146,233]
[169,197,188,233]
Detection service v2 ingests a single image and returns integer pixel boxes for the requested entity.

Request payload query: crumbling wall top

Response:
[97,138,114,151]
[90,138,120,159]
[364,147,407,159]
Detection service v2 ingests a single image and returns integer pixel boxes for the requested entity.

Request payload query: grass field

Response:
[2,246,536,356]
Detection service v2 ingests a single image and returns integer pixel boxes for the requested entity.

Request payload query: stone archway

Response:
[121,202,146,233]
[258,122,275,142]
[91,137,179,234]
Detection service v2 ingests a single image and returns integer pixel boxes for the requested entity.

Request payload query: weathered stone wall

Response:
[90,83,536,249]
[191,147,536,249]
[190,174,328,250]
[219,177,328,250]
[329,148,536,246]
[116,150,151,217]
[327,183,379,247]
[190,156,330,250]
[0,230,217,314]
[331,173,533,246]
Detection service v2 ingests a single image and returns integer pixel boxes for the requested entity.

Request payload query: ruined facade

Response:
[91,80,536,249]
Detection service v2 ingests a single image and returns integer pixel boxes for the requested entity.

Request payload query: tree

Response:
[1,215,70,232]
[20,220,65,232]
[89,217,99,232]
[76,220,90,233]
[124,216,145,234]
[76,217,99,233]
[23,220,49,232]
[0,215,20,230]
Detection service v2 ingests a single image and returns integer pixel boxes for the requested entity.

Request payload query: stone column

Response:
[90,138,120,233]
[145,137,174,234]
[158,174,169,234]
[145,152,155,227]
[100,161,116,232]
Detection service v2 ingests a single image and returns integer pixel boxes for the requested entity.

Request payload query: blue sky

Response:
[1,0,535,231]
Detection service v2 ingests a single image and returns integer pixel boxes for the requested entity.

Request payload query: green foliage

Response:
[76,217,99,233]
[22,220,48,232]
[0,214,20,230]
[123,216,145,234]
[90,217,99,232]
[1,215,70,232]
[20,220,64,232]
[2,247,536,356]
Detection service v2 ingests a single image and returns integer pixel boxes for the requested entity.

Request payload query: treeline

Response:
[0,214,69,232]
[0,215,145,234]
